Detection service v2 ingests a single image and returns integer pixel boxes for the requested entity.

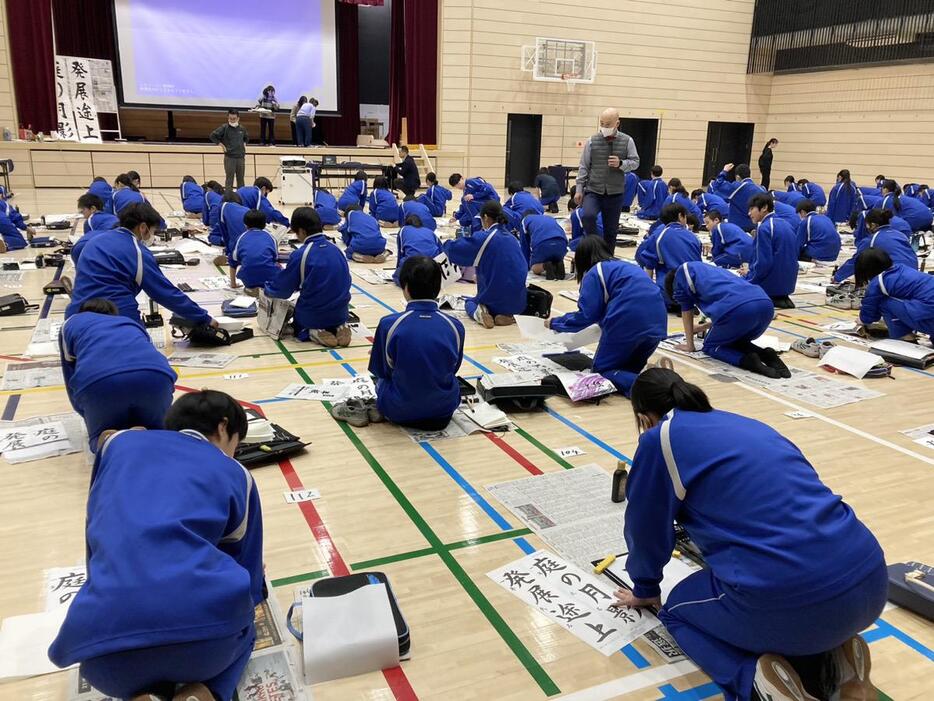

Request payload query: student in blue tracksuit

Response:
[86,177,114,215]
[636,165,668,220]
[49,391,264,701]
[398,199,437,231]
[549,235,667,395]
[218,193,251,259]
[66,203,214,326]
[880,179,933,233]
[903,183,921,199]
[237,177,290,227]
[0,195,30,250]
[229,210,281,290]
[635,203,702,309]
[782,175,798,192]
[705,209,753,269]
[621,170,639,213]
[856,248,934,342]
[666,262,788,378]
[70,230,108,266]
[535,168,563,213]
[338,170,369,213]
[79,194,119,235]
[691,189,729,219]
[662,179,703,224]
[180,175,205,215]
[826,169,860,223]
[394,213,442,286]
[201,181,224,227]
[59,298,177,451]
[568,187,602,252]
[745,193,799,308]
[859,174,885,199]
[265,207,352,347]
[314,189,342,226]
[340,206,388,263]
[849,208,911,243]
[711,163,766,232]
[617,368,886,701]
[772,188,807,207]
[363,256,465,430]
[834,209,918,283]
[795,200,841,262]
[450,174,500,226]
[418,172,453,217]
[915,184,933,209]
[521,212,568,279]
[773,199,802,232]
[505,181,545,218]
[796,178,826,207]
[112,173,146,215]
[368,176,400,223]
[443,200,527,329]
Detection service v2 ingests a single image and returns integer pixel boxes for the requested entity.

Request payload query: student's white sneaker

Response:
[309,328,339,348]
[330,400,370,428]
[472,304,495,329]
[753,655,819,701]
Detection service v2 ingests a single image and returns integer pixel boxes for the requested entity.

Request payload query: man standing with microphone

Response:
[576,108,640,252]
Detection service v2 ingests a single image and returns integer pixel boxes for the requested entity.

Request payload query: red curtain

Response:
[317,1,361,145]
[340,0,384,5]
[7,0,56,133]
[403,0,437,144]
[52,0,116,61]
[388,0,438,145]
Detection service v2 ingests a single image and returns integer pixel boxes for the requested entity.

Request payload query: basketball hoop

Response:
[560,73,576,93]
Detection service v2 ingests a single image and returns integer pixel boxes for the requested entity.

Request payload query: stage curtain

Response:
[7,0,56,133]
[52,0,116,61]
[317,0,361,145]
[386,0,406,145]
[388,0,438,145]
[402,0,437,144]
[340,0,384,5]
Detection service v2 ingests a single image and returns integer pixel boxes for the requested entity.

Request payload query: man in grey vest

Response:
[575,108,640,252]
[210,109,249,191]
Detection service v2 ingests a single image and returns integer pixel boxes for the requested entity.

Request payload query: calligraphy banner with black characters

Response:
[54,56,103,143]
[488,550,657,655]
[53,57,79,141]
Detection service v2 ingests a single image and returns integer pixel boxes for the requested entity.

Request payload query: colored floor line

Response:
[271,339,561,696]
[513,427,576,470]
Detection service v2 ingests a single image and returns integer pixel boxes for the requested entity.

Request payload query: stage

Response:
[0,140,465,191]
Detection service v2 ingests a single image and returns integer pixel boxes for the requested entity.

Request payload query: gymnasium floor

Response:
[0,188,932,701]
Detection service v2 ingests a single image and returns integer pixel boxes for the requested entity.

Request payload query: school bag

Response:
[522,283,553,318]
[0,293,36,316]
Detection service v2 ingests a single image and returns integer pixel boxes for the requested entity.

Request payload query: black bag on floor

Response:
[0,293,36,316]
[523,283,553,318]
[170,315,254,346]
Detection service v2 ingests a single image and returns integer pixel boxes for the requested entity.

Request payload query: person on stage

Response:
[256,85,279,146]
[210,110,249,191]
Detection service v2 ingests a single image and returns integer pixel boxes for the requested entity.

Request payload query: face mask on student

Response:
[600,126,616,137]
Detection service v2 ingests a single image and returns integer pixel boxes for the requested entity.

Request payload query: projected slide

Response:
[113,0,338,112]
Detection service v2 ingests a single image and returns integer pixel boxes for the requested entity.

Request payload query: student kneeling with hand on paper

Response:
[616,368,886,701]
[49,391,264,701]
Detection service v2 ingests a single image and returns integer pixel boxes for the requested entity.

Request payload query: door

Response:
[617,118,659,180]
[505,114,542,188]
[702,122,755,185]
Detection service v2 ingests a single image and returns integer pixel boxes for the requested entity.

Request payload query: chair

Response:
[0,160,13,196]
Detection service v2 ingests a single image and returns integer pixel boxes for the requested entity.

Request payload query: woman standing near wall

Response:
[758,138,778,189]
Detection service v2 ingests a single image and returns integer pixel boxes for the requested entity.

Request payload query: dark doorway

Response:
[505,114,542,188]
[702,122,755,185]
[618,118,659,180]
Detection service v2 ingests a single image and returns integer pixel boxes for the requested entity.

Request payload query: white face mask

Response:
[139,227,154,247]
[600,126,616,137]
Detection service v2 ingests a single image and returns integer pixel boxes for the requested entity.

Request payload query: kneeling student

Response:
[340,205,388,263]
[314,189,342,227]
[337,170,368,213]
[49,391,264,701]
[59,298,178,451]
[834,208,918,282]
[856,248,934,343]
[368,176,400,224]
[549,236,668,396]
[618,369,885,701]
[333,256,465,429]
[230,210,281,291]
[180,175,205,215]
[79,194,119,234]
[635,203,703,309]
[265,207,352,347]
[443,201,528,328]
[666,262,789,378]
[394,214,442,286]
[795,200,841,263]
[505,181,545,217]
[746,193,799,309]
[568,186,602,251]
[705,209,753,269]
[521,211,568,279]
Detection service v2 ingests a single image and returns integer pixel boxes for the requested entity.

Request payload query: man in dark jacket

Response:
[210,109,249,191]
[395,146,421,198]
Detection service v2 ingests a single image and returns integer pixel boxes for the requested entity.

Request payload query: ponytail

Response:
[481,200,508,226]
[404,213,423,227]
[668,178,688,197]
[864,207,893,228]
[630,368,713,422]
[881,179,902,212]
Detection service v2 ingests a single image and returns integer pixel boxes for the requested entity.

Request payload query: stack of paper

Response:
[515,315,601,351]
[818,346,885,379]
[0,608,72,680]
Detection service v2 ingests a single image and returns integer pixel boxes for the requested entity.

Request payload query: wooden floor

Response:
[0,188,932,701]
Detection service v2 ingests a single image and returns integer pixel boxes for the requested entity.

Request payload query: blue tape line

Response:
[866,618,934,662]
[253,397,292,404]
[621,643,651,669]
[1,394,20,421]
[545,408,633,464]
[329,349,358,376]
[657,681,724,699]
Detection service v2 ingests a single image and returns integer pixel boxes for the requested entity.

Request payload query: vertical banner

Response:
[88,59,119,114]
[53,57,78,142]
[64,58,102,143]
